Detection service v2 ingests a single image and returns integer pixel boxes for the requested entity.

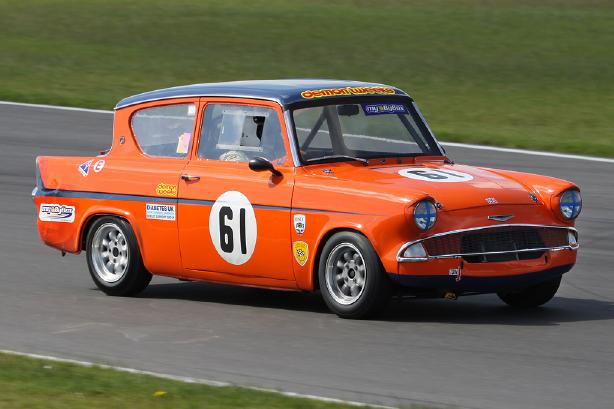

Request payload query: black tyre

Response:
[85,216,151,296]
[318,231,391,319]
[497,276,561,308]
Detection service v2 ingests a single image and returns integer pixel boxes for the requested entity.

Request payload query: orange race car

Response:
[33,80,581,318]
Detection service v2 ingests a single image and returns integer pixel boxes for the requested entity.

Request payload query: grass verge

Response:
[0,0,612,156]
[0,352,410,409]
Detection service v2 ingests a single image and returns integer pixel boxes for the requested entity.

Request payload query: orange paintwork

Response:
[33,96,579,292]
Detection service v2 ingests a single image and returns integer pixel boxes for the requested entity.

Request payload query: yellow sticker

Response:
[300,86,395,99]
[156,182,177,197]
[293,241,309,267]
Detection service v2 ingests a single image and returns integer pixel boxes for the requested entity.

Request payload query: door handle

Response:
[181,174,201,182]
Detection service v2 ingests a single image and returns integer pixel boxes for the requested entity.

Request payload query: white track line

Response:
[440,141,614,164]
[0,349,396,409]
[2,99,613,164]
[0,100,112,114]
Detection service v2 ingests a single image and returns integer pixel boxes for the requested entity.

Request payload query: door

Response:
[177,99,296,281]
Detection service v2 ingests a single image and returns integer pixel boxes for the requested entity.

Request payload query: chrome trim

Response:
[115,93,284,110]
[284,109,301,167]
[397,224,578,262]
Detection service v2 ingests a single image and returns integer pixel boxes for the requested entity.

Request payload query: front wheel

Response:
[318,232,391,319]
[86,216,151,296]
[497,276,561,308]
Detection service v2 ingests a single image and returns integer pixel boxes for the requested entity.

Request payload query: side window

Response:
[131,103,196,158]
[198,104,286,164]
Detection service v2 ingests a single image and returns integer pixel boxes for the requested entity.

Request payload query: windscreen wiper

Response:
[306,155,369,165]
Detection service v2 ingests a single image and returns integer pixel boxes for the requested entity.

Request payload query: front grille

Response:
[422,226,570,263]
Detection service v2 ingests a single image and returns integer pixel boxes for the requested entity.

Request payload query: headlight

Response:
[559,189,582,220]
[413,200,437,231]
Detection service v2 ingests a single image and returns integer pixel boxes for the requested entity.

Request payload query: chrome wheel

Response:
[325,243,367,305]
[91,222,129,284]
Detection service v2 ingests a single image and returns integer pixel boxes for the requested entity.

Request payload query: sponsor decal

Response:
[293,214,306,235]
[449,267,462,282]
[293,241,309,267]
[39,203,75,223]
[300,86,396,99]
[362,103,408,116]
[78,160,93,177]
[209,191,257,266]
[398,168,474,183]
[156,183,177,197]
[93,159,105,173]
[485,197,498,205]
[146,203,176,221]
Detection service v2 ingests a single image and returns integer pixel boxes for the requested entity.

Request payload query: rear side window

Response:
[131,103,196,158]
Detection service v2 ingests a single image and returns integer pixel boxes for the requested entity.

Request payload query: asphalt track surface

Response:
[1,103,613,409]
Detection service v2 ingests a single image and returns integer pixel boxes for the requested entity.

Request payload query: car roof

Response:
[114,79,410,109]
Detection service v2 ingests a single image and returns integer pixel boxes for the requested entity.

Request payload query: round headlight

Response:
[559,189,582,220]
[413,200,437,231]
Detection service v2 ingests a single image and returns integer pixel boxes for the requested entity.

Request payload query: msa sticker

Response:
[93,159,105,173]
[39,203,75,223]
[293,241,309,267]
[293,214,306,235]
[362,103,408,115]
[209,191,257,265]
[156,183,177,197]
[146,204,176,221]
[398,168,474,183]
[78,160,93,177]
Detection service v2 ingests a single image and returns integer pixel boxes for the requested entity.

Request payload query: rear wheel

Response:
[318,232,391,319]
[497,276,561,308]
[86,216,151,296]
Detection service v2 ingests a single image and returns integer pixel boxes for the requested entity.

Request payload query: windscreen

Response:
[292,101,442,163]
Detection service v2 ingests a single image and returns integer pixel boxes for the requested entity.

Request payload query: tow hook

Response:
[443,291,458,301]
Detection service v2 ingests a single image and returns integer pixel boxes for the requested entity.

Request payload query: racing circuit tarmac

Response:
[1,103,613,409]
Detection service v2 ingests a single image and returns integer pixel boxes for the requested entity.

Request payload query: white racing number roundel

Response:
[209,191,257,265]
[398,168,473,183]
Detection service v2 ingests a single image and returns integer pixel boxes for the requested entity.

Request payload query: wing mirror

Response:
[248,156,282,177]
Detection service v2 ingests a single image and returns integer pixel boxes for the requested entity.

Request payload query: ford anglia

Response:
[33,79,581,318]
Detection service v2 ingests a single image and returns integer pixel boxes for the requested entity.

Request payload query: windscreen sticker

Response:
[362,103,408,115]
[209,191,257,266]
[398,168,474,182]
[301,86,396,99]
[176,132,191,154]
[146,204,176,221]
[39,204,75,223]
[78,160,93,177]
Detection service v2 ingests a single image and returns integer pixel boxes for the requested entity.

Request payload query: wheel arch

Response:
[79,210,143,254]
[310,227,375,291]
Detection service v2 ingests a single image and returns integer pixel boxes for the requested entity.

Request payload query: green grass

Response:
[0,352,419,409]
[0,0,613,156]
